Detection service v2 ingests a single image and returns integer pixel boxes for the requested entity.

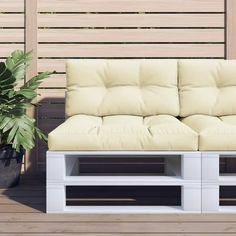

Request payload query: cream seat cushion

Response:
[182,115,236,150]
[179,60,236,117]
[66,59,179,117]
[48,115,198,151]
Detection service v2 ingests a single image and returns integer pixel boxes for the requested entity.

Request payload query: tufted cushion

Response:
[182,115,236,150]
[179,60,236,117]
[66,59,179,117]
[48,115,198,151]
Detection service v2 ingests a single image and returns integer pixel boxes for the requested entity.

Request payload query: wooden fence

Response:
[1,0,236,173]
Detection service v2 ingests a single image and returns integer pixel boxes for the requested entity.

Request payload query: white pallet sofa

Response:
[47,59,236,213]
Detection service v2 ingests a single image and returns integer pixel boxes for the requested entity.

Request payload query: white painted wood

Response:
[201,152,236,213]
[47,151,200,156]
[46,184,65,213]
[47,151,203,213]
[202,151,236,155]
[219,176,236,185]
[62,176,199,186]
[181,185,201,212]
[46,151,65,182]
[219,206,236,213]
[202,153,219,183]
[202,184,219,212]
[181,153,201,180]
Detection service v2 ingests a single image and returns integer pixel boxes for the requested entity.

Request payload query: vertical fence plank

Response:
[25,0,38,173]
[227,0,236,59]
[226,0,236,172]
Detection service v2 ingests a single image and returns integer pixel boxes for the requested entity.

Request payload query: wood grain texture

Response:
[38,44,225,58]
[0,44,24,57]
[0,14,24,27]
[38,13,224,28]
[38,60,66,72]
[39,74,66,88]
[227,0,236,59]
[1,234,234,236]
[37,89,65,101]
[1,222,236,233]
[25,0,38,173]
[1,0,24,12]
[1,211,236,222]
[1,0,229,173]
[0,29,24,42]
[1,178,236,235]
[38,29,225,43]
[38,0,224,12]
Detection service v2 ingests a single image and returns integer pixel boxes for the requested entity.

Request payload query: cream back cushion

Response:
[179,60,236,117]
[66,59,179,117]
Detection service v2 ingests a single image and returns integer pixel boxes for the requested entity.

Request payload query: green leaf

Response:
[6,50,32,81]
[35,127,48,142]
[0,50,54,151]
[16,89,37,99]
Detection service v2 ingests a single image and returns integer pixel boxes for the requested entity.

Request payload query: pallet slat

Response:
[38,0,224,12]
[38,14,224,28]
[38,44,224,58]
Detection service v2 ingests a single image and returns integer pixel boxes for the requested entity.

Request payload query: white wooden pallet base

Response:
[202,152,236,213]
[47,151,201,213]
[47,151,236,213]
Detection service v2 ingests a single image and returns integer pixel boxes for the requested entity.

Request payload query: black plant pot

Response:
[0,145,24,188]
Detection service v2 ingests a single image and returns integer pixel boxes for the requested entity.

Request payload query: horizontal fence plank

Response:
[38,29,225,43]
[38,59,66,72]
[0,44,24,57]
[0,29,24,42]
[0,14,24,27]
[39,74,66,88]
[38,44,225,58]
[37,89,65,102]
[1,0,24,12]
[38,0,224,12]
[38,14,224,28]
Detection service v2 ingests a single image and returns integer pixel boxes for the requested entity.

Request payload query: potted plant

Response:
[0,50,53,187]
